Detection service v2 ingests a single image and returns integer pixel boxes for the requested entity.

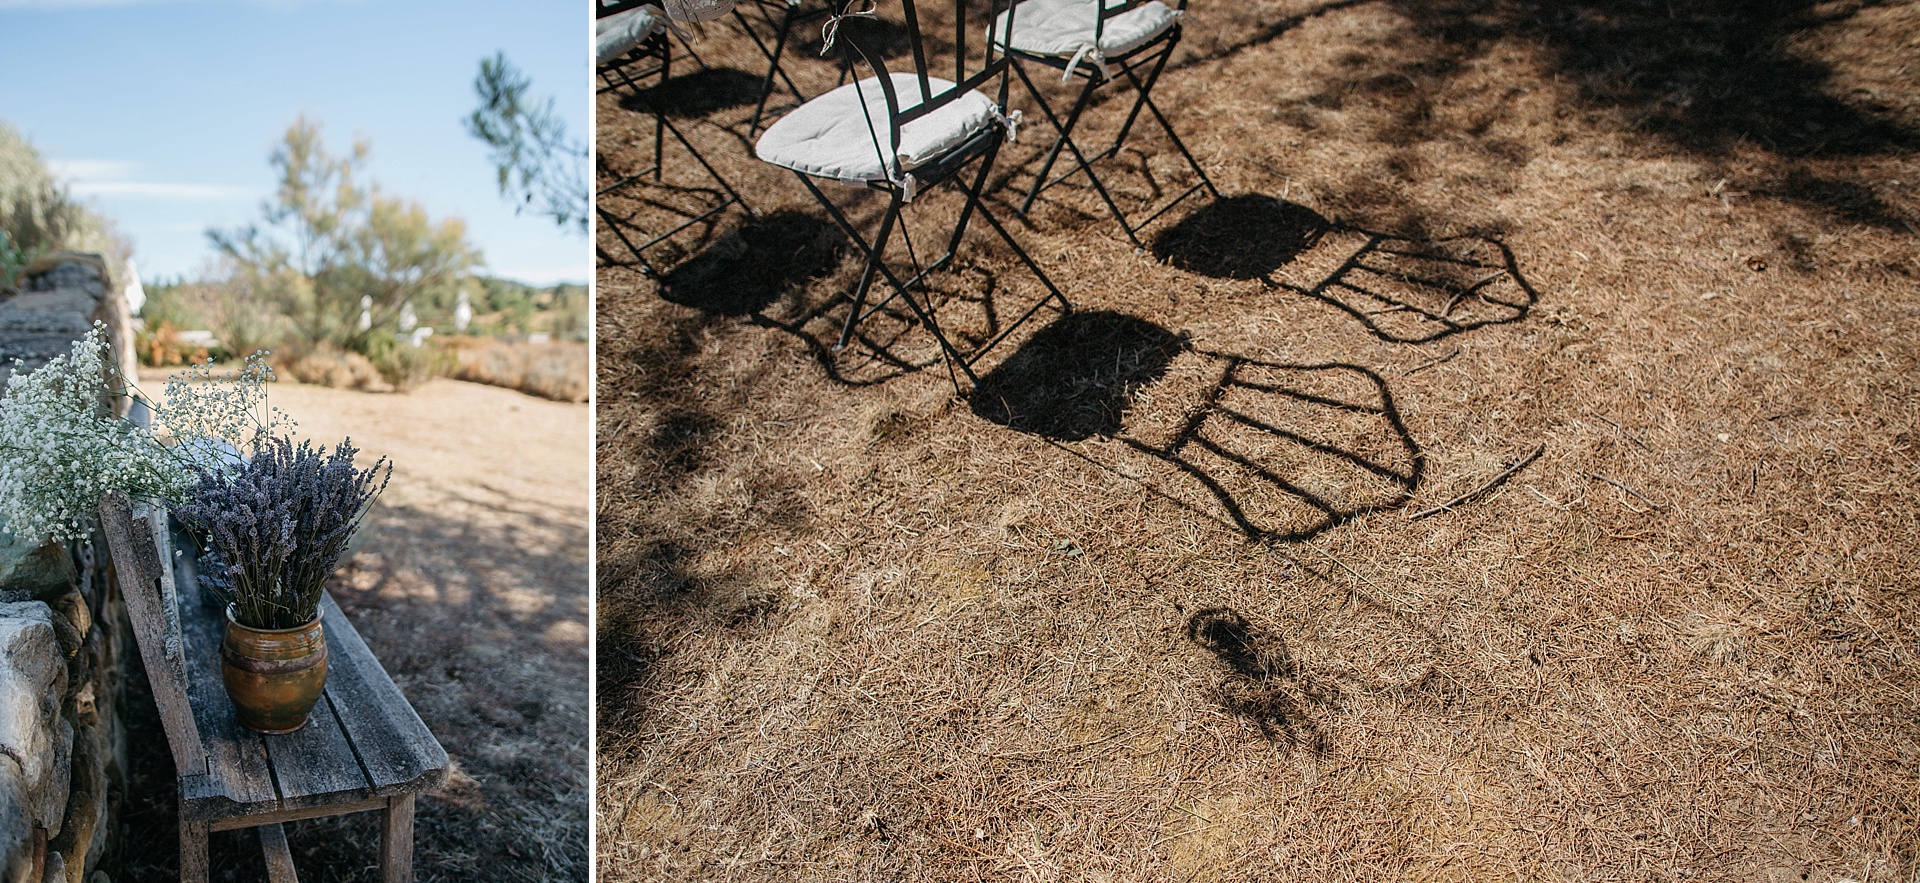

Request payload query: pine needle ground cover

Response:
[597,2,1920,878]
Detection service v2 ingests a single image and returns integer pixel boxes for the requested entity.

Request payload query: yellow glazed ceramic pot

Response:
[221,607,328,734]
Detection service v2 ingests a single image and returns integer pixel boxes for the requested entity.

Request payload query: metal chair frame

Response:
[597,28,755,274]
[777,0,1071,391]
[729,0,837,136]
[1007,0,1218,250]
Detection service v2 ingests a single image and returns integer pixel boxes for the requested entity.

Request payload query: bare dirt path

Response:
[121,373,589,882]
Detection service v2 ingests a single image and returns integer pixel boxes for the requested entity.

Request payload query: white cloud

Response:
[45,159,140,179]
[69,181,255,200]
[483,263,589,287]
[46,157,255,201]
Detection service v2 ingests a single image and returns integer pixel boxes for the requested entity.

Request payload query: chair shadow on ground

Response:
[1153,194,1539,344]
[972,310,1424,542]
[595,176,739,272]
[652,209,1021,387]
[616,66,766,119]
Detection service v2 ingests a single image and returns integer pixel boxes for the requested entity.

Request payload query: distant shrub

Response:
[136,321,215,367]
[443,337,587,402]
[0,230,27,292]
[278,342,384,390]
[364,335,456,393]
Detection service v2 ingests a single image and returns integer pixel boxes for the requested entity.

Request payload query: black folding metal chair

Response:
[726,0,836,136]
[597,2,755,274]
[753,0,1070,391]
[1000,0,1218,249]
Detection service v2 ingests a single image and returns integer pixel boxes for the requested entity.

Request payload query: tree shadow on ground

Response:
[1392,0,1917,160]
[973,311,1425,542]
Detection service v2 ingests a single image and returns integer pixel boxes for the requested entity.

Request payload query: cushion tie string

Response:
[1062,45,1113,83]
[820,0,880,56]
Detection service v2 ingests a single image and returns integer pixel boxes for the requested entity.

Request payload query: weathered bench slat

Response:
[168,536,446,817]
[173,560,294,819]
[319,600,449,796]
[262,691,373,805]
[97,494,207,780]
[259,823,299,883]
[99,495,446,881]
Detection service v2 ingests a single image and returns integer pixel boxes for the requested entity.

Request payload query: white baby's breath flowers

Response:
[158,349,295,466]
[0,323,289,545]
[0,324,191,543]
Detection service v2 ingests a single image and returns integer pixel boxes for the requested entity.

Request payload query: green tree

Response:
[465,52,588,235]
[209,118,481,351]
[0,122,129,291]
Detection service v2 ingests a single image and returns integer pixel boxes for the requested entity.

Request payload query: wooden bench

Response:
[98,493,449,882]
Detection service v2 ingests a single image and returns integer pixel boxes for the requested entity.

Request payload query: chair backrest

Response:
[831,0,1017,160]
[98,492,209,779]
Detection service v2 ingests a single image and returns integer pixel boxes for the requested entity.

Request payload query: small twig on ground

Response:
[1590,412,1649,449]
[1591,473,1666,509]
[1404,347,1462,376]
[1410,443,1545,519]
[1297,542,1384,593]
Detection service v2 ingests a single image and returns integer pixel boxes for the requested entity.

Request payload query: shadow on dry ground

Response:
[599,0,1919,878]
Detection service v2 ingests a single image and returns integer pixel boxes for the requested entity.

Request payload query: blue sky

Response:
[0,0,589,286]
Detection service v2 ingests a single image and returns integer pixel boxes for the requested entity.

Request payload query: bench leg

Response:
[259,823,300,883]
[180,819,210,883]
[380,793,416,883]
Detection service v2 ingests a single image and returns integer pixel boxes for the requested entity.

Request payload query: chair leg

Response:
[180,819,210,883]
[1014,62,1100,217]
[743,2,805,135]
[380,793,417,883]
[1118,38,1219,201]
[654,47,670,181]
[944,133,1002,258]
[1011,32,1217,247]
[838,190,904,350]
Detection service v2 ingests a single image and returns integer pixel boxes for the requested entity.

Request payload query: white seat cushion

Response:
[755,74,1002,184]
[995,0,1180,59]
[597,6,665,66]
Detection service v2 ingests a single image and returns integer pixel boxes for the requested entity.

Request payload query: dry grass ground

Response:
[119,375,589,881]
[597,0,1919,879]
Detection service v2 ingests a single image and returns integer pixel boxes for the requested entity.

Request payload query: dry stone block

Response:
[0,601,72,838]
[0,530,75,605]
[0,762,29,883]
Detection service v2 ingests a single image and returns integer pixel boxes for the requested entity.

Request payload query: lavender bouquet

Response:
[173,437,390,631]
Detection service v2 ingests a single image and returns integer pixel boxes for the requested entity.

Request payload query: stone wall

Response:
[1,255,135,883]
